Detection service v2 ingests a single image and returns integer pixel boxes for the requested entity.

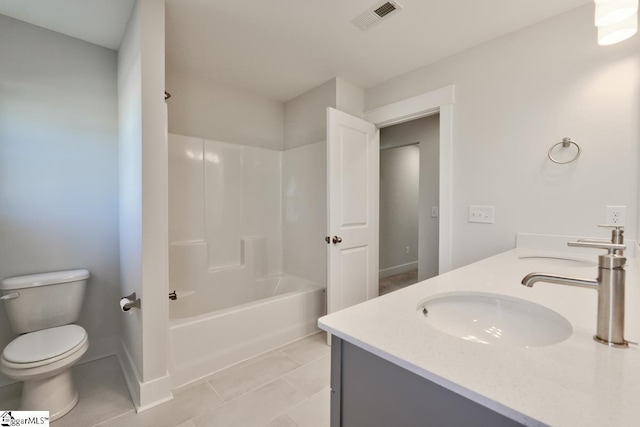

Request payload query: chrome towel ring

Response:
[548,137,581,164]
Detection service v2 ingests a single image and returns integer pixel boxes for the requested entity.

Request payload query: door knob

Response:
[332,236,343,244]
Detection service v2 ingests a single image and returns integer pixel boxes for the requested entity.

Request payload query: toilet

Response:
[0,270,90,421]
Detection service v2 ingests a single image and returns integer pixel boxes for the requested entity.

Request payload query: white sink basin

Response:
[417,292,572,348]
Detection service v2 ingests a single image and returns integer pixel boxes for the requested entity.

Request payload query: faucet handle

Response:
[597,224,625,246]
[597,224,624,230]
[567,241,626,254]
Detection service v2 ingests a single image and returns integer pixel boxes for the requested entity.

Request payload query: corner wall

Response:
[0,15,120,386]
[366,5,640,268]
[282,78,364,285]
[118,0,172,411]
[283,77,365,150]
[284,79,337,149]
[283,141,327,284]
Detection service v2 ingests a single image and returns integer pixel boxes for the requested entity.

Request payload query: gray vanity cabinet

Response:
[330,336,523,427]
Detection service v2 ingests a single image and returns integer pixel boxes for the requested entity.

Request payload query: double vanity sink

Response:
[319,246,640,426]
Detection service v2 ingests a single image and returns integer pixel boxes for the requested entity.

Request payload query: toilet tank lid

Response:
[1,269,90,291]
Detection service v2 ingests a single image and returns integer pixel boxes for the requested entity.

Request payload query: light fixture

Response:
[594,0,639,45]
[595,0,638,26]
[598,12,638,45]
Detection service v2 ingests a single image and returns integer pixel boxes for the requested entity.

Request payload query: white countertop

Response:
[318,248,640,427]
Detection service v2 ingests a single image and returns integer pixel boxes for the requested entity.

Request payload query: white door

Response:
[327,107,380,319]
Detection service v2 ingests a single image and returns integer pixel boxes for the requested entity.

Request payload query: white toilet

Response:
[0,270,90,421]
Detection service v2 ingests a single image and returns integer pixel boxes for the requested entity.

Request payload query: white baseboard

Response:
[137,374,173,412]
[116,338,173,412]
[379,261,418,279]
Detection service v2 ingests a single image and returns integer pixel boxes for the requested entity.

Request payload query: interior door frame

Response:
[364,85,455,274]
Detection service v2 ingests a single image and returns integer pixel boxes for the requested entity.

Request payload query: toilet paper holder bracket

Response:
[121,292,141,311]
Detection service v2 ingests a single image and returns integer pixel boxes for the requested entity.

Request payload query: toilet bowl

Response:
[1,325,89,421]
[0,270,90,421]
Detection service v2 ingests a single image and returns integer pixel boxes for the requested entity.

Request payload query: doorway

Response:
[378,115,440,295]
[325,85,454,320]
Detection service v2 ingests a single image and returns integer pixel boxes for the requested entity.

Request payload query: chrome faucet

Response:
[521,226,628,347]
[575,226,625,255]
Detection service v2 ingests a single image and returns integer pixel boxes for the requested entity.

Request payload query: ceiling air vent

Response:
[352,1,403,31]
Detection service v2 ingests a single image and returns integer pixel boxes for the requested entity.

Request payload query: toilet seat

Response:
[2,325,87,369]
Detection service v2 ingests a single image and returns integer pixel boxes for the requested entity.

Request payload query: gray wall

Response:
[0,15,120,385]
[380,116,440,281]
[379,145,420,275]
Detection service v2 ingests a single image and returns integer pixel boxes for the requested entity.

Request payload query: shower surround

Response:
[167,133,326,388]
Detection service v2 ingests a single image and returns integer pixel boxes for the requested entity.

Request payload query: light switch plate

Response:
[468,206,495,224]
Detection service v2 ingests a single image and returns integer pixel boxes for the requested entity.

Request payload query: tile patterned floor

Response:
[0,332,331,427]
[379,269,418,295]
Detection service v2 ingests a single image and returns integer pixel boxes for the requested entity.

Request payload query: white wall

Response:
[284,79,336,149]
[118,0,171,410]
[166,71,284,150]
[283,141,327,284]
[168,134,282,284]
[280,78,365,284]
[167,134,206,298]
[380,115,440,280]
[283,77,366,150]
[0,15,120,386]
[336,78,365,119]
[168,132,327,291]
[379,145,420,276]
[205,140,282,273]
[281,79,358,285]
[366,5,640,269]
[118,0,144,386]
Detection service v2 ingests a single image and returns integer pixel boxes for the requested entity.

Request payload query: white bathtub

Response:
[168,274,325,388]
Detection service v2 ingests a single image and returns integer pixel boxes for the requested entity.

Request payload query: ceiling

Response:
[0,0,135,50]
[165,0,592,101]
[0,0,593,101]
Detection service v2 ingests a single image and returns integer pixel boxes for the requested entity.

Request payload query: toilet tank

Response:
[1,269,90,334]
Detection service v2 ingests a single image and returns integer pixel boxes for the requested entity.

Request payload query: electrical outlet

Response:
[431,207,439,218]
[606,205,626,225]
[405,246,410,255]
[468,206,495,224]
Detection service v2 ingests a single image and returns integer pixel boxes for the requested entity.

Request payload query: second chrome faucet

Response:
[521,226,628,348]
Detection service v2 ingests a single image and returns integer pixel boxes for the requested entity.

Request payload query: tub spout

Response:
[521,273,598,290]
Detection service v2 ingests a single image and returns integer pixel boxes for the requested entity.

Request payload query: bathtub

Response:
[168,274,325,388]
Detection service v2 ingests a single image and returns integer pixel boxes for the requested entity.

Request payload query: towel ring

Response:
[548,137,581,164]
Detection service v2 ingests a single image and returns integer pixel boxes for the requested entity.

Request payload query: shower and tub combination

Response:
[167,133,327,388]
